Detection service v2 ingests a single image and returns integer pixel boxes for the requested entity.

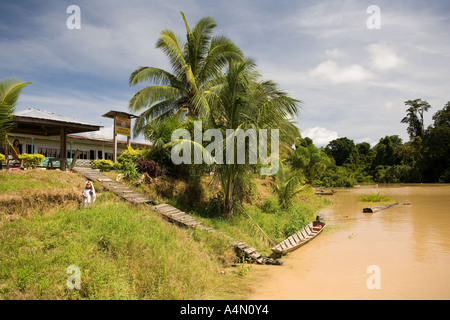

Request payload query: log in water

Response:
[363,202,411,213]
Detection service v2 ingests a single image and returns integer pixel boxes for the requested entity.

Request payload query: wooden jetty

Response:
[363,202,411,213]
[72,166,280,265]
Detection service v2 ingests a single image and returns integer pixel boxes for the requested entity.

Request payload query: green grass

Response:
[0,170,78,192]
[359,192,393,202]
[170,193,329,257]
[0,170,330,299]
[0,199,245,299]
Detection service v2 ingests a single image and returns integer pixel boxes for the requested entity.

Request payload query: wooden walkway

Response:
[73,167,153,204]
[73,167,281,265]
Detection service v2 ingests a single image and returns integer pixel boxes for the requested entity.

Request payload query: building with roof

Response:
[3,108,150,169]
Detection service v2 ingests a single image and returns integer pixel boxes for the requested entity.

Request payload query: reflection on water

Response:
[247,184,450,300]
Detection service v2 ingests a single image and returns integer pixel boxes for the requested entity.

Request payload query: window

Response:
[38,147,59,158]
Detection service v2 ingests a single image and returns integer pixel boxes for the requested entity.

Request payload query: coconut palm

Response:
[128,12,243,136]
[272,161,306,209]
[205,59,301,216]
[0,78,32,148]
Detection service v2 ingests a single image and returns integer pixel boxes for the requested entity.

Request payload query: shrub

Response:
[117,145,144,165]
[93,159,114,171]
[135,158,161,178]
[0,153,5,163]
[19,153,45,169]
[120,161,140,181]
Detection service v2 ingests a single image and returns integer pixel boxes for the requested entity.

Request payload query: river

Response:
[247,184,450,300]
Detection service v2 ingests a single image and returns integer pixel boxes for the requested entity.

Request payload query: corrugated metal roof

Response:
[14,108,100,126]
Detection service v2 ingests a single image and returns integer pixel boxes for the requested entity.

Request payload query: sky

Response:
[1,0,450,146]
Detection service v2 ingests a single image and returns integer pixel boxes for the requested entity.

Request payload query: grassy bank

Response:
[119,173,331,257]
[0,169,330,300]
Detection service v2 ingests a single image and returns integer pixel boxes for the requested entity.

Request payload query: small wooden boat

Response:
[314,189,336,196]
[271,216,326,255]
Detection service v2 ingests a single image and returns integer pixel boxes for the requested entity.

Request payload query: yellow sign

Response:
[115,115,131,136]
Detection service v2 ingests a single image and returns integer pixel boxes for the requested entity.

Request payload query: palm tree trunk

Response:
[223,168,235,217]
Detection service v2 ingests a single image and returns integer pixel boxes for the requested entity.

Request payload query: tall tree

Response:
[422,102,450,182]
[128,12,243,136]
[170,59,301,216]
[324,137,356,166]
[401,99,431,138]
[210,59,300,216]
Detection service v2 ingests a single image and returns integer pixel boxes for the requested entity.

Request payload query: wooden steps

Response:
[72,167,153,204]
[72,167,281,265]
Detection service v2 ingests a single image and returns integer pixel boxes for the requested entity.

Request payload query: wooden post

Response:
[113,115,117,163]
[60,128,67,171]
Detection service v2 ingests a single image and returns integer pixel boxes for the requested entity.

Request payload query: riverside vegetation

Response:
[0,169,328,300]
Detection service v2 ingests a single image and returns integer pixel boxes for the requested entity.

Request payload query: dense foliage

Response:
[298,100,450,185]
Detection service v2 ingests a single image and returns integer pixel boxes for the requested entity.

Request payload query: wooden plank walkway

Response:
[73,167,153,204]
[73,167,281,265]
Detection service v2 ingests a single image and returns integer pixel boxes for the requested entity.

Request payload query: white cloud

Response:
[367,43,405,70]
[302,127,339,146]
[309,60,373,84]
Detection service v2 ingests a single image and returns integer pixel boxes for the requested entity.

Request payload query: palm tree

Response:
[205,59,301,216]
[128,12,243,136]
[272,161,306,209]
[0,78,32,152]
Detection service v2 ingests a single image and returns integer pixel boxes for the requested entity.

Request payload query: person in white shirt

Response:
[81,180,96,208]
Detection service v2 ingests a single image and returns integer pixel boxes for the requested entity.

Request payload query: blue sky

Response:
[1,0,450,146]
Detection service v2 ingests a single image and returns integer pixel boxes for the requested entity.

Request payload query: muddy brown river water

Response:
[247,184,450,300]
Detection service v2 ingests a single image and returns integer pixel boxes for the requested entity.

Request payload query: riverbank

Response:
[0,169,329,299]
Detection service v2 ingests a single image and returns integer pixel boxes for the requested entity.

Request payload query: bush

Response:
[19,153,45,169]
[120,161,140,181]
[117,145,144,165]
[135,158,161,178]
[93,159,114,171]
[0,153,5,163]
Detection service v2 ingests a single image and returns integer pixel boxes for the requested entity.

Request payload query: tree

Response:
[210,59,300,216]
[432,101,450,127]
[169,59,301,216]
[324,137,356,166]
[401,99,431,138]
[0,78,32,151]
[422,102,450,182]
[272,162,305,209]
[287,137,332,185]
[128,12,243,136]
[372,135,402,167]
